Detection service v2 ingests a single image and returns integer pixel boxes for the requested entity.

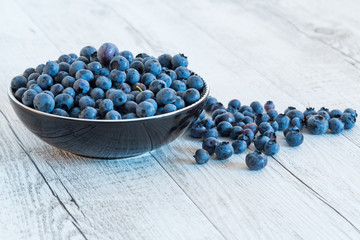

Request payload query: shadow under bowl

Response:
[8,83,209,158]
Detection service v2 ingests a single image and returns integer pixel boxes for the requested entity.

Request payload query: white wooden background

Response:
[1,0,360,239]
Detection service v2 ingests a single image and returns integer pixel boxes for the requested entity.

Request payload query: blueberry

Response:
[75,69,94,82]
[344,108,358,118]
[58,54,72,64]
[245,151,267,170]
[173,96,185,110]
[243,122,258,134]
[307,115,329,135]
[157,73,172,87]
[33,93,55,113]
[69,107,81,118]
[80,46,97,61]
[105,110,122,120]
[285,129,304,147]
[97,99,113,116]
[53,108,69,117]
[21,89,38,107]
[123,101,138,114]
[230,126,243,139]
[284,106,296,114]
[264,101,275,112]
[149,80,166,94]
[170,80,187,92]
[35,64,45,74]
[62,87,76,98]
[250,101,263,114]
[201,118,216,129]
[212,109,227,120]
[163,69,177,81]
[55,93,74,111]
[234,112,244,122]
[242,116,254,124]
[79,106,98,119]
[211,102,225,112]
[73,79,90,94]
[132,83,146,92]
[59,62,70,72]
[194,149,210,164]
[100,68,110,76]
[269,121,279,131]
[77,56,90,64]
[164,104,177,113]
[50,83,64,96]
[144,59,162,75]
[69,53,78,60]
[254,135,270,151]
[158,54,172,68]
[255,113,270,126]
[97,43,119,66]
[95,76,112,90]
[26,80,36,88]
[317,110,330,121]
[28,84,42,93]
[123,113,137,119]
[136,90,154,103]
[171,53,188,68]
[118,83,131,93]
[267,109,278,121]
[136,101,156,117]
[109,69,126,88]
[28,73,40,81]
[23,68,36,79]
[129,61,145,74]
[69,61,86,76]
[123,68,140,85]
[43,61,59,77]
[202,128,219,139]
[61,76,76,88]
[237,134,251,147]
[156,88,177,106]
[214,112,235,125]
[140,73,156,87]
[119,50,134,63]
[243,111,255,119]
[303,107,316,118]
[144,98,158,110]
[290,117,303,130]
[274,114,290,131]
[202,137,219,155]
[240,128,255,141]
[14,87,27,101]
[54,71,69,84]
[11,76,27,90]
[90,87,105,101]
[175,66,191,80]
[258,122,274,135]
[329,109,343,119]
[109,90,127,107]
[155,107,164,115]
[233,121,246,128]
[136,53,149,59]
[264,140,280,156]
[283,125,299,137]
[232,140,247,154]
[190,122,207,138]
[329,118,344,134]
[37,74,53,90]
[340,113,356,130]
[263,131,277,141]
[216,121,233,137]
[79,96,95,110]
[215,142,234,160]
[239,105,253,113]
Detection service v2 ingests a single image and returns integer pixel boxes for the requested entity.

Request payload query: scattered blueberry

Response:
[194,149,210,164]
[246,151,267,170]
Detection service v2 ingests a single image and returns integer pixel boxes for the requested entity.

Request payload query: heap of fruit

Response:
[10,43,205,119]
[192,98,357,170]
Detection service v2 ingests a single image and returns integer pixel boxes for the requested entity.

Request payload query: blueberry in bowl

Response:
[9,43,210,158]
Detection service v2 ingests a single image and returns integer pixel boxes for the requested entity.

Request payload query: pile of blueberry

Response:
[10,43,205,119]
[192,98,357,170]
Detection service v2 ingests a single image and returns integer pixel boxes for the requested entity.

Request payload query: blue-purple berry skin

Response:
[344,108,358,118]
[97,43,119,66]
[75,69,94,81]
[170,80,187,92]
[264,101,275,112]
[43,61,59,77]
[255,113,270,126]
[156,88,177,106]
[202,137,219,155]
[264,140,280,156]
[286,109,304,120]
[212,109,227,120]
[33,92,55,113]
[163,104,177,113]
[258,122,274,135]
[73,79,90,94]
[105,110,122,120]
[22,89,38,107]
[274,114,290,131]
[329,118,344,134]
[50,83,64,96]
[232,140,247,154]
[136,101,156,117]
[14,87,27,101]
[183,88,200,106]
[246,151,267,170]
[269,121,279,132]
[79,96,95,110]
[214,112,235,125]
[285,129,304,147]
[186,75,204,91]
[62,87,76,98]
[283,125,299,137]
[144,59,161,75]
[230,126,243,140]
[267,109,278,120]
[53,108,69,117]
[202,118,216,129]
[329,109,343,119]
[234,112,244,122]
[55,93,74,111]
[171,54,188,68]
[217,121,233,137]
[214,142,234,160]
[250,101,263,114]
[157,73,172,87]
[340,113,356,130]
[136,90,154,103]
[109,90,127,107]
[307,115,329,135]
[11,76,27,90]
[243,116,254,124]
[37,74,53,90]
[194,149,209,164]
[79,106,98,119]
[28,84,42,93]
[190,123,207,138]
[254,135,270,151]
[317,110,330,121]
[205,96,218,112]
[158,54,172,68]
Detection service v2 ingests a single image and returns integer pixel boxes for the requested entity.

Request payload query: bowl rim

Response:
[8,81,210,123]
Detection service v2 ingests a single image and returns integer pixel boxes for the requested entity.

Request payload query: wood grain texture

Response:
[0,0,360,239]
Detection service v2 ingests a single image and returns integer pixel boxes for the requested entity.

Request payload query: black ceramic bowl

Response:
[8,83,209,158]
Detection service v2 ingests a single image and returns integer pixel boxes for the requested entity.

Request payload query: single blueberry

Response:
[117,83,131,93]
[156,88,177,106]
[69,61,86,76]
[329,109,343,119]
[215,142,234,160]
[62,87,76,98]
[33,93,55,113]
[97,43,119,66]
[158,54,172,68]
[69,107,81,118]
[136,90,154,103]
[264,101,275,112]
[329,118,344,134]
[202,137,219,155]
[258,122,274,135]
[52,108,69,117]
[98,99,114,116]
[274,114,290,131]
[73,79,90,94]
[80,46,97,61]
[194,149,210,164]
[95,76,112,90]
[79,96,95,110]
[79,107,98,119]
[171,53,188,68]
[230,126,243,139]
[75,69,94,82]
[286,129,304,147]
[28,84,42,93]
[14,87,27,101]
[43,61,59,77]
[246,150,267,170]
[164,104,177,113]
[120,50,134,63]
[11,76,27,90]
[250,101,263,114]
[105,110,122,120]
[22,89,38,107]
[190,122,207,138]
[264,140,280,156]
[144,59,162,75]
[340,113,356,130]
[61,76,76,88]
[254,135,270,151]
[55,93,74,111]
[50,83,64,96]
[255,113,270,126]
[126,68,140,85]
[183,88,200,106]
[136,101,156,117]
[232,140,247,154]
[129,60,145,74]
[37,74,53,90]
[307,115,329,135]
[109,90,127,107]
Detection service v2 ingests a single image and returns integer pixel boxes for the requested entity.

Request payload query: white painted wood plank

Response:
[15,0,360,239]
[0,1,226,239]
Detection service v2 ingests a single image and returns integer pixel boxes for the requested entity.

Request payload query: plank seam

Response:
[0,109,88,240]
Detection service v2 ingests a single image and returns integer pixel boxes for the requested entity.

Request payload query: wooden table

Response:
[1,0,359,239]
